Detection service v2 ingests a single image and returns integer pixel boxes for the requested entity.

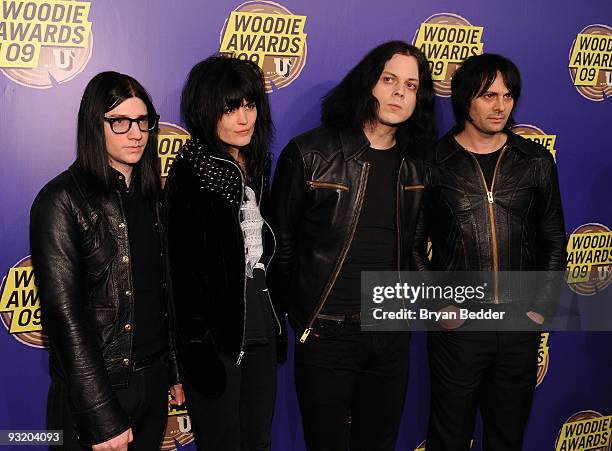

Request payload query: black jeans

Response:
[47,356,169,450]
[295,320,410,451]
[182,340,277,451]
[426,331,540,451]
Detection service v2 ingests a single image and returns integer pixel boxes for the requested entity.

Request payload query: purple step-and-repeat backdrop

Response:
[1,1,611,450]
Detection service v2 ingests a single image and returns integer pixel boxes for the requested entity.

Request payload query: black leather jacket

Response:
[29,162,180,446]
[269,126,424,342]
[165,138,283,398]
[412,129,567,316]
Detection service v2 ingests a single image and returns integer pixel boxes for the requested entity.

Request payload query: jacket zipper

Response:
[403,184,425,191]
[300,162,370,343]
[306,180,350,191]
[260,181,282,336]
[396,159,405,271]
[464,145,507,302]
[210,156,247,364]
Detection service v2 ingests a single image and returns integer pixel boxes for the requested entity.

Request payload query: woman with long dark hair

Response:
[165,56,283,451]
[30,71,184,450]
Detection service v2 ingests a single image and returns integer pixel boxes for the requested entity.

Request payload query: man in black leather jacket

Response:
[270,41,436,451]
[413,55,567,450]
[29,72,183,450]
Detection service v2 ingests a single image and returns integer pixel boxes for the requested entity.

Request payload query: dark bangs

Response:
[451,53,522,130]
[77,71,160,200]
[181,56,273,179]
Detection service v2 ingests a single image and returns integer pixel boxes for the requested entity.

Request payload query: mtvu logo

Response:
[52,49,76,70]
[274,57,293,77]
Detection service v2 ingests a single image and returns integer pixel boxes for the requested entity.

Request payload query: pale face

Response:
[466,72,515,136]
[216,99,257,153]
[371,53,420,127]
[103,97,149,176]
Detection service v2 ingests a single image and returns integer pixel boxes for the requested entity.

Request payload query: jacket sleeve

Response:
[411,204,432,271]
[165,160,210,340]
[157,199,182,387]
[268,141,308,317]
[30,186,129,446]
[530,154,568,317]
[411,164,432,271]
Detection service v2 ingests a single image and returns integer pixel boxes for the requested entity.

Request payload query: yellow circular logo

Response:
[511,124,558,161]
[0,0,93,89]
[158,122,190,185]
[536,332,550,387]
[555,410,611,451]
[566,223,612,296]
[568,24,612,102]
[219,1,308,92]
[0,256,48,348]
[413,13,484,97]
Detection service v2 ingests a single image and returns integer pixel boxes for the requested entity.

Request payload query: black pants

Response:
[426,331,540,451]
[47,357,169,450]
[183,340,277,451]
[295,320,410,451]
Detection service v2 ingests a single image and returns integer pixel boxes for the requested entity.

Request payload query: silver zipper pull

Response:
[487,191,494,204]
[236,350,245,365]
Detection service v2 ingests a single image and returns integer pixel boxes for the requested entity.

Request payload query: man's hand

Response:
[92,428,132,451]
[437,305,466,330]
[526,311,544,325]
[170,384,185,405]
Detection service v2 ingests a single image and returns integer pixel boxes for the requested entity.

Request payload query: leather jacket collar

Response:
[339,127,412,161]
[435,127,537,164]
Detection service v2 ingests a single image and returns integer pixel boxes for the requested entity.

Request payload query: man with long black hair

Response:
[270,41,436,450]
[30,72,184,450]
[413,54,566,450]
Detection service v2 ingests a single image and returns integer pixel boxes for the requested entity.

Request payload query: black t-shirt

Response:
[471,146,503,189]
[113,168,167,360]
[244,268,276,345]
[323,145,402,315]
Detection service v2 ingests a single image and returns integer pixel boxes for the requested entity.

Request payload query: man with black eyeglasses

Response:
[30,72,183,451]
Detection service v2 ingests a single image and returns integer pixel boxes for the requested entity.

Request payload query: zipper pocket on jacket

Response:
[306,180,349,192]
[403,184,424,191]
[300,163,370,343]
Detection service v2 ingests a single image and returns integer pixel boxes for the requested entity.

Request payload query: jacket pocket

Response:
[83,230,118,277]
[306,180,349,192]
[87,307,117,348]
[403,184,425,191]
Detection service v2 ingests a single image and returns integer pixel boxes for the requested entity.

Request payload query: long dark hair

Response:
[76,71,160,199]
[321,40,436,146]
[451,53,522,132]
[181,56,273,179]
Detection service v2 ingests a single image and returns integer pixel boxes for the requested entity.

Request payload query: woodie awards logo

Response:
[219,1,308,92]
[536,332,550,387]
[158,122,190,183]
[555,410,612,451]
[566,223,612,296]
[568,24,612,101]
[161,395,193,450]
[0,0,93,89]
[413,13,484,97]
[0,256,47,348]
[511,124,558,161]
